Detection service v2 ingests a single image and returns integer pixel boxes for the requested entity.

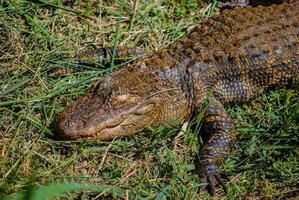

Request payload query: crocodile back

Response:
[188,3,298,104]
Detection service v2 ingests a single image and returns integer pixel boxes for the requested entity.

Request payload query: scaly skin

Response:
[55,3,299,195]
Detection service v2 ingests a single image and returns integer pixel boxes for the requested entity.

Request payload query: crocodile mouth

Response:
[93,103,157,140]
[94,120,130,140]
[56,103,157,140]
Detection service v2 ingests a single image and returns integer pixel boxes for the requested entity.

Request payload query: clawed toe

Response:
[197,164,228,196]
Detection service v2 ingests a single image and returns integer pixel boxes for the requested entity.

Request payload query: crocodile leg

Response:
[197,97,236,196]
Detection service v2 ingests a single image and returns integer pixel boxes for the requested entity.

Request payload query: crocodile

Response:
[55,2,299,195]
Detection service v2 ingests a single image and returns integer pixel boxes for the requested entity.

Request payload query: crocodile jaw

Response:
[55,92,159,140]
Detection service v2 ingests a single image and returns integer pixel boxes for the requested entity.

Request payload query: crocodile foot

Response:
[197,163,228,196]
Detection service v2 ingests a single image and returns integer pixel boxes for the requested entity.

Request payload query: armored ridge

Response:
[55,2,299,195]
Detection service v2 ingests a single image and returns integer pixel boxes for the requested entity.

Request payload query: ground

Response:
[0,0,298,199]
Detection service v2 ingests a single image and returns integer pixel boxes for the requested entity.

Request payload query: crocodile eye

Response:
[134,104,154,115]
[111,94,137,105]
[134,107,151,115]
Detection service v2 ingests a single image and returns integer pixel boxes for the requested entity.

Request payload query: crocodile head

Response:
[55,66,190,140]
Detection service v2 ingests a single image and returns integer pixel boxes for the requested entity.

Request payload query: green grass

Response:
[0,0,298,199]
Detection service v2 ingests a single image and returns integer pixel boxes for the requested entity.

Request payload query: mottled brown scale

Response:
[55,3,299,196]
